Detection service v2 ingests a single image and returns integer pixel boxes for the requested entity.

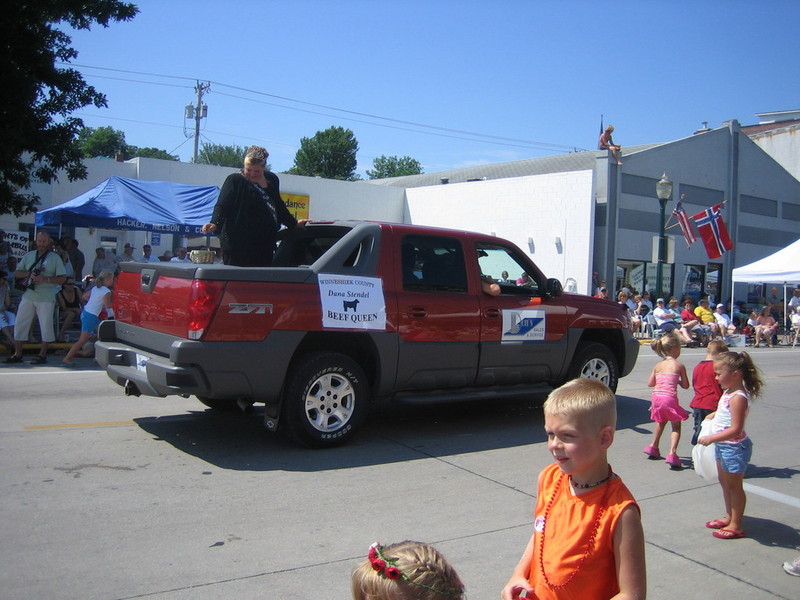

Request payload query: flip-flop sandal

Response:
[30,356,47,364]
[705,519,729,529]
[713,529,746,539]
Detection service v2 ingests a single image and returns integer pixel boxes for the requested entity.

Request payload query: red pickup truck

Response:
[96,221,639,447]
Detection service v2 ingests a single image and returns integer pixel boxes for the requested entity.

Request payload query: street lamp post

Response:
[655,173,673,299]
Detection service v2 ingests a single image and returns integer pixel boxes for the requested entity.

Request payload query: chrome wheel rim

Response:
[304,372,356,432]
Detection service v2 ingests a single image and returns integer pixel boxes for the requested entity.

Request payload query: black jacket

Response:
[210,171,297,266]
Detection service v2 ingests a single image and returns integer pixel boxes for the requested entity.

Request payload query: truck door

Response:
[395,234,480,390]
[473,243,568,386]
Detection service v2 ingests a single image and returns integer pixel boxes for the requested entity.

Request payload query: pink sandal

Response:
[643,445,661,459]
[713,529,746,540]
[705,519,729,529]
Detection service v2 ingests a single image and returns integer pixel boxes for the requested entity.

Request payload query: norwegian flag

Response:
[692,203,734,259]
[672,201,697,248]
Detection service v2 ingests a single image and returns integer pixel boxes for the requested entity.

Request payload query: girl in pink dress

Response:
[645,333,690,468]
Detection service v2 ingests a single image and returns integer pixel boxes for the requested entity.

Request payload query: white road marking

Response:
[744,482,800,509]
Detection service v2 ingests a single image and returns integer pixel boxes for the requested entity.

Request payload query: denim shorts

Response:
[715,437,753,474]
[80,310,101,334]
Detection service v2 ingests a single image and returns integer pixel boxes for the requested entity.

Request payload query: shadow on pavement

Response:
[133,393,548,472]
[743,515,800,550]
[132,388,655,472]
[747,464,800,480]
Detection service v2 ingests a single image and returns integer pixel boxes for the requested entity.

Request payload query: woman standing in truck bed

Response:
[201,145,300,267]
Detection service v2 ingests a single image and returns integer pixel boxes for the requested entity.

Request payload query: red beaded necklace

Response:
[537,468,612,590]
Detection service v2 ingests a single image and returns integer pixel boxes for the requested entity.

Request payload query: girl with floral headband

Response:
[351,541,465,600]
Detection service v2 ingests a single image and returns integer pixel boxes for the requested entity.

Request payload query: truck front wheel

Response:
[284,352,368,448]
[565,342,619,391]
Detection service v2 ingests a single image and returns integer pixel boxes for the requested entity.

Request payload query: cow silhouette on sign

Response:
[343,299,360,312]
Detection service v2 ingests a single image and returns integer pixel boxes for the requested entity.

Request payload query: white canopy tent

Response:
[731,237,800,328]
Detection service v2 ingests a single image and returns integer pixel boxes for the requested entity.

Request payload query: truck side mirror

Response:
[545,278,563,297]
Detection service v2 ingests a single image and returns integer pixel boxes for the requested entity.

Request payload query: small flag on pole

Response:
[672,201,697,248]
[692,203,734,259]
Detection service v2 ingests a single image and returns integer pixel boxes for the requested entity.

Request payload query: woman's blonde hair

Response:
[244,145,268,165]
[651,332,681,358]
[96,271,115,286]
[351,541,465,600]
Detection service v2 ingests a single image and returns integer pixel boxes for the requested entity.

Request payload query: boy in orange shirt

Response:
[502,378,646,600]
[689,340,728,445]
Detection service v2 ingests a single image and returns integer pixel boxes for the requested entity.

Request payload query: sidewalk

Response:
[1,340,73,357]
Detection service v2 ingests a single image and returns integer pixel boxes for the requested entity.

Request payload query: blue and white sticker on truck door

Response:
[319,274,387,330]
[502,309,546,341]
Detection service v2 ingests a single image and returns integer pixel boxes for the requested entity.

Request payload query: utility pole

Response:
[184,81,210,162]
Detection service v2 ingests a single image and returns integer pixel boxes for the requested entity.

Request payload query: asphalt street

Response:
[0,343,798,599]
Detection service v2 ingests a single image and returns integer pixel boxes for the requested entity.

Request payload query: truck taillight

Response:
[187,280,224,339]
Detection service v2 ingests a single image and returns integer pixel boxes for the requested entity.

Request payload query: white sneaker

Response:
[783,556,800,576]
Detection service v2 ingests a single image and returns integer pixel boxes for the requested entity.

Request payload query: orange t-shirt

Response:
[529,463,639,600]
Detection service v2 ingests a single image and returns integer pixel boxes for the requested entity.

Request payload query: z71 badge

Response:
[228,303,273,315]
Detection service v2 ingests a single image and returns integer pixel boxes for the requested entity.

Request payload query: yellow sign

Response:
[281,193,310,221]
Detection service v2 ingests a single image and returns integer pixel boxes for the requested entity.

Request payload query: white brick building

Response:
[4,118,798,305]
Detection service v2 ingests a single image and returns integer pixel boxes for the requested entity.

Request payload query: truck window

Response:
[476,243,540,295]
[273,226,351,266]
[401,235,467,293]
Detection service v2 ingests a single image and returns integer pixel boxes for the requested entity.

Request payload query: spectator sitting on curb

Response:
[653,297,695,345]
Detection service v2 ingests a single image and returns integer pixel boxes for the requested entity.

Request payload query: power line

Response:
[212,89,571,152]
[213,82,580,152]
[66,62,588,153]
[72,112,297,152]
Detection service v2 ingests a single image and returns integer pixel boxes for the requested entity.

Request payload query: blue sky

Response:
[65,0,800,177]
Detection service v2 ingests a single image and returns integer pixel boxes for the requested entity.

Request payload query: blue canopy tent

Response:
[35,176,219,235]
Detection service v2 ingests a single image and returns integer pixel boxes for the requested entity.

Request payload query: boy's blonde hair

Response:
[543,378,617,431]
[351,541,464,600]
[705,340,728,357]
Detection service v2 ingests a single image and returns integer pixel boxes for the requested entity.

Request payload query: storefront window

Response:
[682,265,704,303]
[645,263,672,298]
[706,263,721,305]
[746,284,763,305]
[616,260,647,294]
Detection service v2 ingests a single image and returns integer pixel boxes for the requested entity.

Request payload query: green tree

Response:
[366,155,423,179]
[195,143,256,169]
[130,147,179,161]
[78,126,178,161]
[0,1,138,217]
[78,126,127,158]
[288,126,359,181]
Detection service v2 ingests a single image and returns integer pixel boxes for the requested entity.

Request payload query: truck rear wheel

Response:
[565,342,619,391]
[284,352,368,448]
